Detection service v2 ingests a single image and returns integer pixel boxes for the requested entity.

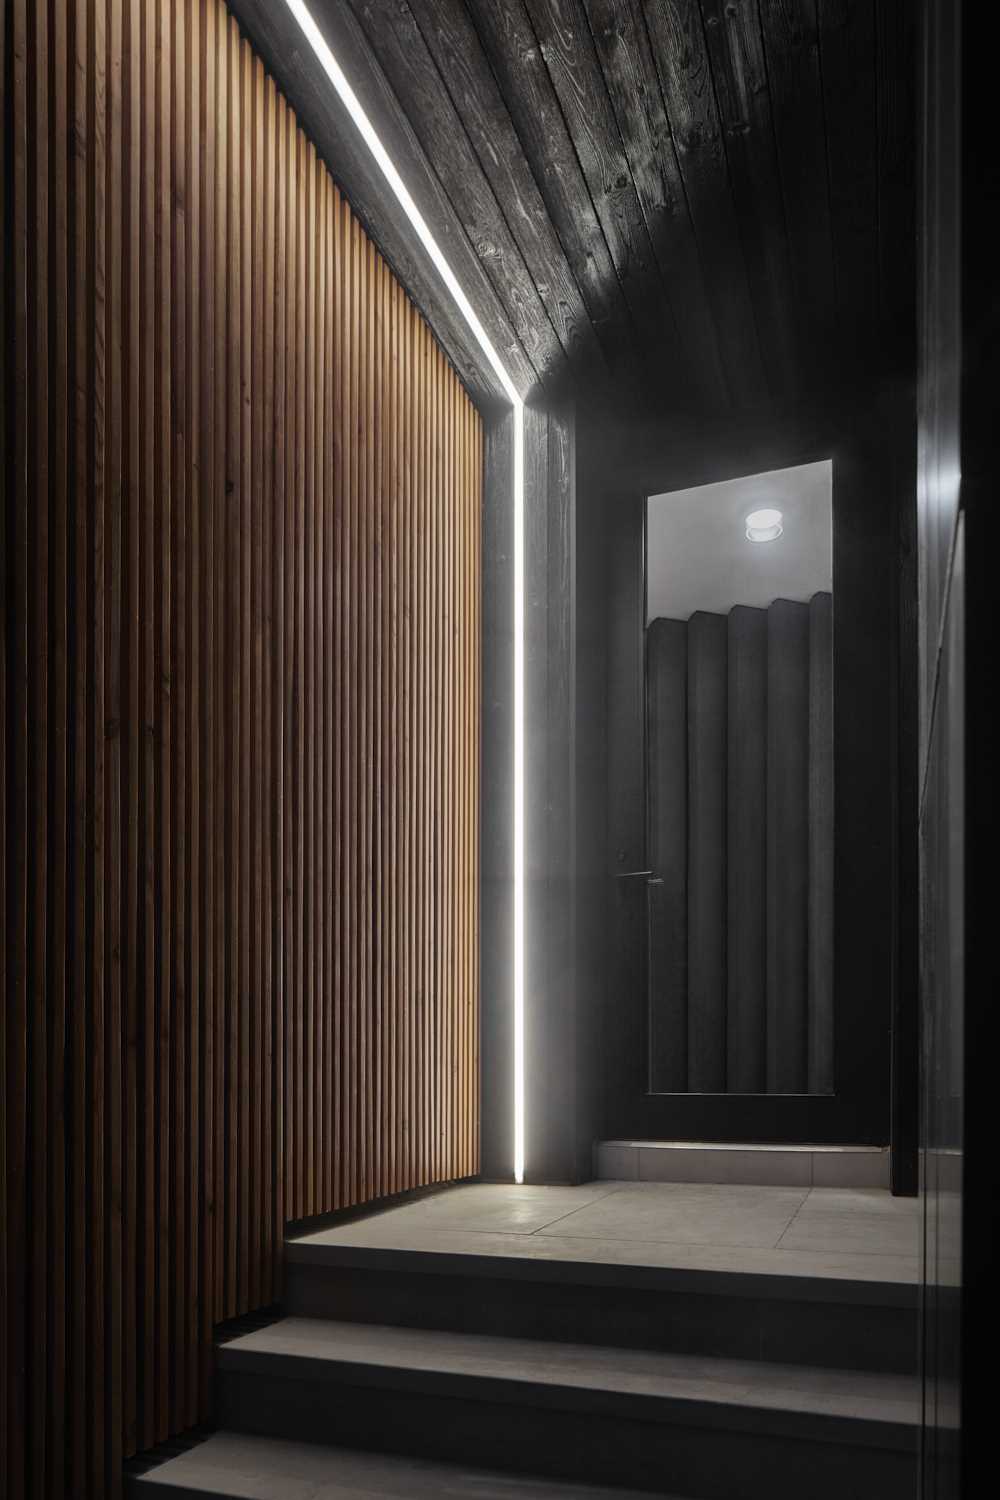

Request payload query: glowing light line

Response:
[280,1,527,1183]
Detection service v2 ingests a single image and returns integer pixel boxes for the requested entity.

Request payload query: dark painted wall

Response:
[916,0,962,1482]
[956,0,1000,1480]
[481,399,606,1186]
[916,0,1000,1490]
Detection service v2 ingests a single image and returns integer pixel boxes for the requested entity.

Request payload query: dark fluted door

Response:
[646,594,833,1097]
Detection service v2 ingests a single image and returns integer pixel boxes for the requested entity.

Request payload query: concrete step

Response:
[285,1236,917,1374]
[215,1316,919,1499]
[127,1430,659,1498]
[594,1142,890,1190]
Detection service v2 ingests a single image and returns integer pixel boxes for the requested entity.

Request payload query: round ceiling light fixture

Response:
[745,507,783,543]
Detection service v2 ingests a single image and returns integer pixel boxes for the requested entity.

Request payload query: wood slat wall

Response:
[1,3,483,1495]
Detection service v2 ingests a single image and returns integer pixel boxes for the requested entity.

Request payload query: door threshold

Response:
[595,1140,889,1188]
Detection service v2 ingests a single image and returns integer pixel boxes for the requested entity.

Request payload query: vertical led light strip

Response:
[279,0,527,1183]
[511,405,525,1184]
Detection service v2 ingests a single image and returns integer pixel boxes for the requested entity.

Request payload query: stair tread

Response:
[286,1184,918,1294]
[219,1316,919,1428]
[130,1431,665,1498]
[286,1227,916,1304]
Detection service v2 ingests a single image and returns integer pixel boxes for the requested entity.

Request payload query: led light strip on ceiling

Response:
[279,1,527,1184]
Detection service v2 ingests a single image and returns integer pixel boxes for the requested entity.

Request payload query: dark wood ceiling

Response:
[341,0,914,414]
[233,0,915,417]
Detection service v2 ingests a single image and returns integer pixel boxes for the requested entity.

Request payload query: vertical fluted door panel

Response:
[647,619,688,1092]
[2,4,483,1496]
[766,599,810,1093]
[686,611,728,1092]
[726,605,767,1093]
[646,594,832,1097]
[808,591,835,1093]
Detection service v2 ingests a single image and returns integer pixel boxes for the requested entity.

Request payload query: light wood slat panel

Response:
[3,4,482,1495]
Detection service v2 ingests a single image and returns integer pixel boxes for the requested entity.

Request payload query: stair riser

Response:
[285,1263,916,1374]
[128,1483,221,1500]
[217,1366,916,1500]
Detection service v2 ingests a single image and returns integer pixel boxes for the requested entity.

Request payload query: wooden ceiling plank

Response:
[587,0,730,405]
[414,0,606,380]
[698,0,799,394]
[227,0,533,406]
[815,0,880,377]
[464,0,637,375]
[756,0,839,371]
[349,0,569,388]
[639,0,769,400]
[521,0,693,396]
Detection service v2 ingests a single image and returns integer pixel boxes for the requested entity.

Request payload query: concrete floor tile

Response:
[779,1209,920,1259]
[534,1184,808,1249]
[292,1183,919,1284]
[385,1182,616,1235]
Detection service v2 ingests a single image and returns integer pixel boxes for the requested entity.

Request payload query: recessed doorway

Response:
[606,452,895,1147]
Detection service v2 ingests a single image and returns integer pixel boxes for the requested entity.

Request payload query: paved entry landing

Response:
[290,1180,920,1285]
[132,1183,927,1498]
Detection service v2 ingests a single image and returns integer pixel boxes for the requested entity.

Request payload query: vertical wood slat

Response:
[3,3,482,1495]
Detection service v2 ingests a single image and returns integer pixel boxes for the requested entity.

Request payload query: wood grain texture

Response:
[349,0,568,386]
[2,3,482,1495]
[698,0,797,394]
[640,0,768,397]
[586,0,728,404]
[225,0,916,421]
[409,0,605,377]
[465,0,636,374]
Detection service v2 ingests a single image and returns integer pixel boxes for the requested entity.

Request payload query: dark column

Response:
[727,606,767,1092]
[647,618,688,1092]
[808,591,834,1094]
[687,611,727,1092]
[766,599,809,1092]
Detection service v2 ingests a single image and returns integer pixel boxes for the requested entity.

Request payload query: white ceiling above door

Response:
[647,459,833,622]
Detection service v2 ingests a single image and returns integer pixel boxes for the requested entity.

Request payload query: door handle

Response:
[613,869,653,879]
